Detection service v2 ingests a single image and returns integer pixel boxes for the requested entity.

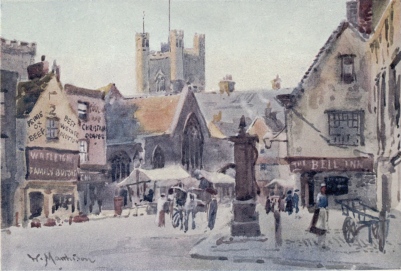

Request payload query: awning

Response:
[117,165,196,188]
[265,178,295,188]
[200,170,235,184]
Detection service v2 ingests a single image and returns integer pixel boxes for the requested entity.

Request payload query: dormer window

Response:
[46,117,59,140]
[78,101,88,121]
[340,54,356,84]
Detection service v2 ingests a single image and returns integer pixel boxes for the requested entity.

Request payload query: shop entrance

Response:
[29,192,44,219]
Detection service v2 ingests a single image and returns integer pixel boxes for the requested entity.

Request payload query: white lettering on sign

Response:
[289,158,373,172]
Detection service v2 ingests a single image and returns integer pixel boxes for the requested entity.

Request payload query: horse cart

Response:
[170,186,216,232]
[335,198,391,252]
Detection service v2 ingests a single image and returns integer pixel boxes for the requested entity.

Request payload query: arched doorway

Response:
[110,151,131,182]
[182,113,204,170]
[152,146,165,169]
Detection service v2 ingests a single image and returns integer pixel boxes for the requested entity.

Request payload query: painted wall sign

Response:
[26,148,79,180]
[288,157,374,172]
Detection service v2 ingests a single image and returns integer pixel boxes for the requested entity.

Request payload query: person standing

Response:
[285,190,293,215]
[293,189,300,218]
[310,183,328,249]
[208,197,218,230]
[274,209,282,248]
[265,195,272,215]
[156,194,167,227]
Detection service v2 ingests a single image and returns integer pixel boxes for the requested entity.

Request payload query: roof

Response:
[117,165,194,187]
[195,89,292,138]
[16,73,55,117]
[65,84,110,99]
[127,94,182,135]
[200,170,234,184]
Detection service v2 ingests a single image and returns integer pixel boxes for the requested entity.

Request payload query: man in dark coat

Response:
[207,197,218,230]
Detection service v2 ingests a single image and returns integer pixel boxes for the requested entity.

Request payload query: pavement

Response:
[190,204,401,270]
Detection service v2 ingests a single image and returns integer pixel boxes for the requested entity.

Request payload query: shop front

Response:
[288,157,376,210]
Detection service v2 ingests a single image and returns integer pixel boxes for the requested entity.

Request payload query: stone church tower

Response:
[135,30,205,95]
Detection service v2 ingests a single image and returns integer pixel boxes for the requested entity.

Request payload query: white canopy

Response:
[200,170,235,184]
[265,178,295,188]
[117,165,195,188]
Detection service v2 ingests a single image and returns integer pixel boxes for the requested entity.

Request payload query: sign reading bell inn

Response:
[26,148,79,180]
[288,157,374,173]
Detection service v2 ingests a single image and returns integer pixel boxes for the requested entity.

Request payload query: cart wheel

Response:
[342,217,357,243]
[172,207,182,229]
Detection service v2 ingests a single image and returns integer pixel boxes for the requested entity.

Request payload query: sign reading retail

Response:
[26,148,79,180]
[288,157,373,172]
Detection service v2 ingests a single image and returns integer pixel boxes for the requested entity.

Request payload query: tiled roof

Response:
[65,84,109,99]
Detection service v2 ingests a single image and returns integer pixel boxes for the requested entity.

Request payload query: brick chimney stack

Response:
[358,0,373,35]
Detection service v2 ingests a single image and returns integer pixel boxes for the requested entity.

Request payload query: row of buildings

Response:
[1,0,399,229]
[0,29,289,227]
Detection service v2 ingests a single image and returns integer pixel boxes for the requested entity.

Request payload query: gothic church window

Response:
[110,151,131,182]
[182,114,203,170]
[152,146,165,169]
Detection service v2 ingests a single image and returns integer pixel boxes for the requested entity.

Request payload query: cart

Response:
[335,198,390,252]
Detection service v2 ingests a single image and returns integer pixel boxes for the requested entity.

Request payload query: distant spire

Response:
[143,11,145,34]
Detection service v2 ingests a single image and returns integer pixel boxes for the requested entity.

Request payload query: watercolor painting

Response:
[1,0,401,270]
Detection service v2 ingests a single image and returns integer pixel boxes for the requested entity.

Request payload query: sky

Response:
[1,0,348,96]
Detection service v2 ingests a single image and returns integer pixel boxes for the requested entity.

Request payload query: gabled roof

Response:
[65,84,109,99]
[195,89,291,138]
[16,73,55,117]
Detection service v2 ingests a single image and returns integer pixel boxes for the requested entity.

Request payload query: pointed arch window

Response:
[110,151,131,182]
[182,114,204,170]
[152,146,165,169]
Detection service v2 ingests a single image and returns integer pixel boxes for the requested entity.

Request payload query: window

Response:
[325,176,349,196]
[152,146,165,169]
[110,151,131,182]
[182,114,204,170]
[326,110,364,146]
[78,102,88,121]
[339,54,356,84]
[156,77,165,92]
[79,140,89,163]
[260,164,267,170]
[46,117,59,140]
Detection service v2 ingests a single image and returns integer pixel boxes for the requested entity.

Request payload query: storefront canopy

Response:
[117,165,196,188]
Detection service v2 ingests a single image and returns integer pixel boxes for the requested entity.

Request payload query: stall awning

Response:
[200,170,235,184]
[265,178,295,188]
[117,165,195,188]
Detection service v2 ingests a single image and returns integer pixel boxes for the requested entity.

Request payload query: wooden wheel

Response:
[342,217,357,243]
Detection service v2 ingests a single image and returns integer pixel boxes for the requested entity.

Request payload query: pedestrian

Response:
[274,209,282,248]
[309,183,329,249]
[155,194,167,227]
[208,197,218,230]
[293,189,300,218]
[285,190,293,215]
[279,195,285,212]
[265,195,271,215]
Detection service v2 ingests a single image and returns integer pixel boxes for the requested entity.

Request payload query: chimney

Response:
[358,0,373,35]
[346,1,358,26]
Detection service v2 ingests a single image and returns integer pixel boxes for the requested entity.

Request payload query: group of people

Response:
[264,184,329,249]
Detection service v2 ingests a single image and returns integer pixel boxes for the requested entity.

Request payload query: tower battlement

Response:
[1,37,37,55]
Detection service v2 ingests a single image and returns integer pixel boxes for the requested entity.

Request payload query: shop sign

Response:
[288,157,373,172]
[26,148,79,180]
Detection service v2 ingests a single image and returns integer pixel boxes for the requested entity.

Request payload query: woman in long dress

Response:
[156,194,167,227]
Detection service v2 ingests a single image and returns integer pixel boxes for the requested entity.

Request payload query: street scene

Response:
[1,0,401,270]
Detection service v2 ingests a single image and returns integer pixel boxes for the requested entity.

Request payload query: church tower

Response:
[170,30,184,91]
[135,32,150,93]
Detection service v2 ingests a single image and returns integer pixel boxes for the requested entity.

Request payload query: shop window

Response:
[326,110,364,146]
[46,117,59,140]
[325,176,349,196]
[78,101,88,121]
[339,54,356,84]
[79,140,89,163]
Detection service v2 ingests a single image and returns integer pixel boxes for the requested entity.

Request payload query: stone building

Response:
[368,0,401,211]
[65,84,109,215]
[0,38,36,81]
[136,30,205,94]
[15,65,80,224]
[1,70,19,228]
[277,19,376,209]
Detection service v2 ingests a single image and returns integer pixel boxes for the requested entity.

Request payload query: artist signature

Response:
[27,252,95,267]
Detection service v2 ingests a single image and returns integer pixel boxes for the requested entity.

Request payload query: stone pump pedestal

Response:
[229,116,261,237]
